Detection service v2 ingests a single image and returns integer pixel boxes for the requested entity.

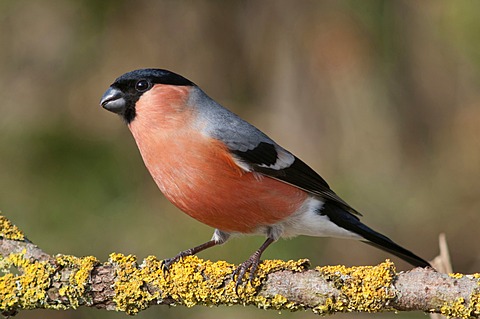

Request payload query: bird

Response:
[100,68,430,286]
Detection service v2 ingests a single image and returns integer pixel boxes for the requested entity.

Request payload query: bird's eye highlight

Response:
[135,80,150,92]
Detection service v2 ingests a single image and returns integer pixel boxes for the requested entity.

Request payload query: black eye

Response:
[135,80,150,92]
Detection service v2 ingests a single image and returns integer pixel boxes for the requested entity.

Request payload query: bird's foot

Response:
[161,239,219,273]
[232,252,262,294]
[161,250,193,272]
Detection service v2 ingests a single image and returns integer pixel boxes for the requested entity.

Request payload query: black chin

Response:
[122,106,136,124]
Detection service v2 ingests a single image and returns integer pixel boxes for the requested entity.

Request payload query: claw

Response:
[161,239,220,274]
[232,253,262,294]
[161,256,180,273]
[232,236,275,294]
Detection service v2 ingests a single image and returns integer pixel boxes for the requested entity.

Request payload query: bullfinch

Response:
[100,68,430,285]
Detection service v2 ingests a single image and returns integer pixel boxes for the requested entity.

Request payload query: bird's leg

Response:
[162,240,218,270]
[162,229,230,270]
[232,237,275,292]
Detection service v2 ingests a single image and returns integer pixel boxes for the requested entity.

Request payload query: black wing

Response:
[230,142,362,216]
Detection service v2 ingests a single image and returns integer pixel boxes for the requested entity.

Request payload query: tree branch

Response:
[1,213,479,318]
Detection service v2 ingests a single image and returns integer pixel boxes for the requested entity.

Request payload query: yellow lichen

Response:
[109,253,151,315]
[439,293,480,318]
[316,260,397,313]
[437,273,480,318]
[0,248,100,313]
[56,254,99,308]
[313,297,344,314]
[0,213,25,241]
[109,253,309,315]
[271,294,288,308]
[0,250,55,312]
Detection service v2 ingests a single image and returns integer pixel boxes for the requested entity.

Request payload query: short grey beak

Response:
[100,87,126,114]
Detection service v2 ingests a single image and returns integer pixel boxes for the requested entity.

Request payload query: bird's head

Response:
[100,69,195,124]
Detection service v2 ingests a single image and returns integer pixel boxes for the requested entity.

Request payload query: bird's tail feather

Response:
[361,235,430,268]
[321,202,431,268]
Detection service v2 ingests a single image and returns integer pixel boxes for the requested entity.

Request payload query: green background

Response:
[1,1,479,318]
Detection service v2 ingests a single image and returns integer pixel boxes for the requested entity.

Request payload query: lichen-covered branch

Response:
[1,213,479,318]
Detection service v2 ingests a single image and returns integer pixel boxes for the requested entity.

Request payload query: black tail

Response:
[321,202,431,268]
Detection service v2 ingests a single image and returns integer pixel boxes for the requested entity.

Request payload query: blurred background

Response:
[1,0,479,318]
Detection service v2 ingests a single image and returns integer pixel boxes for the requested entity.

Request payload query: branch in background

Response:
[1,213,479,318]
[429,233,454,319]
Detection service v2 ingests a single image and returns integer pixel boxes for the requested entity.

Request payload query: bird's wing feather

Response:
[229,141,362,216]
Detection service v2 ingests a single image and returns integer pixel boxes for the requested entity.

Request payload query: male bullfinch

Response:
[100,68,430,285]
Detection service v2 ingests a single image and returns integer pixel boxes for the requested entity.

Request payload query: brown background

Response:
[1,1,479,318]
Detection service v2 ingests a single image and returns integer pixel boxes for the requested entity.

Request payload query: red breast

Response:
[128,85,308,233]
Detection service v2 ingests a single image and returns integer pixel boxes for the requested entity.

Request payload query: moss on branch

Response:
[109,253,309,315]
